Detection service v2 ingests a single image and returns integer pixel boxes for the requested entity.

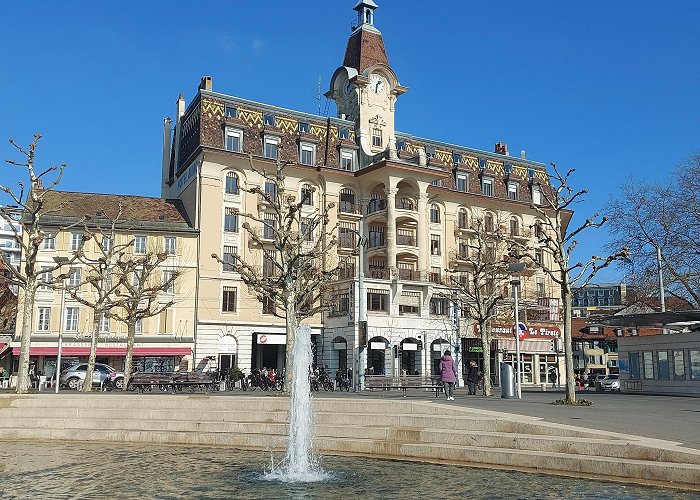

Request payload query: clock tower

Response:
[327,0,407,161]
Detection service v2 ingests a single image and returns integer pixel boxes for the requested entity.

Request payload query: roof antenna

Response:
[317,74,322,115]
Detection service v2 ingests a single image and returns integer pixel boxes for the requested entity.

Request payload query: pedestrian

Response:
[439,350,457,401]
[467,361,480,395]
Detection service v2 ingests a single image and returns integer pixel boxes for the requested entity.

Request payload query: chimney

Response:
[172,94,186,172]
[520,150,526,160]
[494,141,508,155]
[199,76,212,91]
[161,117,173,197]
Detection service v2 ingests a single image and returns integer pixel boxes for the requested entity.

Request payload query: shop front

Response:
[493,323,562,386]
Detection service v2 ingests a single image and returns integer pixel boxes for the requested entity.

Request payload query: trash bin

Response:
[219,380,226,392]
[501,363,516,399]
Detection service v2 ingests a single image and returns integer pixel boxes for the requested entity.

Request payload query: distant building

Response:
[572,283,631,318]
[0,207,22,271]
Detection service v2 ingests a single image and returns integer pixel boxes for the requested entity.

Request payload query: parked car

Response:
[600,374,620,392]
[60,363,125,390]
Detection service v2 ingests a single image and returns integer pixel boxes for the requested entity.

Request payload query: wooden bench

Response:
[129,371,217,394]
[364,375,443,398]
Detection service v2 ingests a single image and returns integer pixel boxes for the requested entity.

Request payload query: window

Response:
[262,215,276,240]
[536,277,546,297]
[225,172,240,194]
[39,267,53,290]
[690,350,700,380]
[430,204,440,223]
[642,351,654,379]
[368,225,385,248]
[298,122,310,133]
[430,298,449,315]
[224,105,237,118]
[299,143,316,166]
[135,319,143,334]
[456,173,468,193]
[68,267,81,287]
[332,292,351,315]
[339,188,356,213]
[484,213,494,233]
[510,217,519,236]
[263,113,276,126]
[673,350,685,380]
[225,129,243,153]
[507,182,519,201]
[263,250,276,277]
[657,351,670,380]
[339,222,357,249]
[264,181,277,199]
[264,137,279,159]
[486,242,496,263]
[367,290,389,311]
[531,184,542,205]
[101,236,112,253]
[453,153,462,165]
[164,237,176,255]
[340,150,354,171]
[37,307,50,331]
[371,128,382,148]
[99,313,110,333]
[65,307,79,332]
[301,184,314,205]
[481,176,494,197]
[224,207,238,232]
[223,245,237,272]
[134,235,147,254]
[70,232,82,252]
[262,296,276,315]
[534,248,544,265]
[44,233,55,250]
[535,221,544,239]
[339,127,350,140]
[455,210,468,230]
[163,270,175,293]
[222,287,237,313]
[430,235,441,255]
[629,352,640,379]
[300,218,313,241]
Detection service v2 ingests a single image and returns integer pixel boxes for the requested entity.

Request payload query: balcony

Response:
[367,235,386,249]
[338,202,363,215]
[428,272,442,284]
[367,199,387,214]
[395,198,417,211]
[397,268,419,281]
[367,267,390,280]
[396,234,416,246]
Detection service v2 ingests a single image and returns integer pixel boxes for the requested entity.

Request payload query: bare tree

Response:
[109,249,179,389]
[63,210,132,392]
[0,134,85,393]
[526,164,627,404]
[212,154,339,391]
[606,155,700,308]
[445,212,518,397]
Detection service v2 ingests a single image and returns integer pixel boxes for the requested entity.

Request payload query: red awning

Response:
[11,346,192,357]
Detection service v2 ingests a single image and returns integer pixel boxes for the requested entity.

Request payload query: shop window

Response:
[673,350,685,380]
[657,351,670,379]
[629,352,640,380]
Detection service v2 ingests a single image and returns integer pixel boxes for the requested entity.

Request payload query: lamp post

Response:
[508,262,526,399]
[53,256,69,393]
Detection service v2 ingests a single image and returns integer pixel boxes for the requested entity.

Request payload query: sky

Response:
[2,1,699,282]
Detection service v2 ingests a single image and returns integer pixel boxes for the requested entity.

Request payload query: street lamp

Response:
[508,262,526,399]
[53,256,69,393]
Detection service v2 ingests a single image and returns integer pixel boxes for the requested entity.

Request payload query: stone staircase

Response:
[0,394,698,490]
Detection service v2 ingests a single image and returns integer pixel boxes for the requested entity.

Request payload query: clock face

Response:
[343,81,353,96]
[370,74,385,94]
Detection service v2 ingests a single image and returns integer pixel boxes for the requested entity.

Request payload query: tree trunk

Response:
[82,314,100,393]
[562,283,576,403]
[480,322,492,396]
[123,320,137,389]
[16,283,37,394]
[283,292,298,393]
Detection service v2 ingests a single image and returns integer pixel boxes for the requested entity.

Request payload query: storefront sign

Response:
[469,346,483,353]
[332,342,347,350]
[487,324,561,340]
[257,334,286,345]
[370,342,386,350]
[402,343,418,351]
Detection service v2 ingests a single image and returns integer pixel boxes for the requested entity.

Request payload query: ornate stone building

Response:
[162,1,564,384]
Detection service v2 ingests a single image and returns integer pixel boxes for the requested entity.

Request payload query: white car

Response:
[600,375,620,392]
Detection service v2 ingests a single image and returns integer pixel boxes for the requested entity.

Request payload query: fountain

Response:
[265,324,329,482]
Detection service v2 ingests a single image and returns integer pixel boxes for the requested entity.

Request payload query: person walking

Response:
[467,361,480,395]
[439,350,457,401]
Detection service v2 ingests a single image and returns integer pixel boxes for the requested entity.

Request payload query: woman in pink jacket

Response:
[439,350,458,401]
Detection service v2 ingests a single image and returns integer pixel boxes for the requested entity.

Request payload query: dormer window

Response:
[339,127,350,140]
[225,128,242,153]
[225,106,237,119]
[481,176,494,197]
[299,143,316,166]
[264,113,276,126]
[456,173,468,193]
[299,122,310,134]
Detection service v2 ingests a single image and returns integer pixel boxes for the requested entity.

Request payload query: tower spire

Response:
[354,0,378,30]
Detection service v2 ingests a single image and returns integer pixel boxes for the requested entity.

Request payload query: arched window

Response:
[225,172,239,194]
[534,220,544,239]
[510,217,520,236]
[365,9,372,24]
[484,213,494,233]
[430,204,440,223]
[301,184,314,206]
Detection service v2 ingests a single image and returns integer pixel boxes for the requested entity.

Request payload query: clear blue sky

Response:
[2,1,698,281]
